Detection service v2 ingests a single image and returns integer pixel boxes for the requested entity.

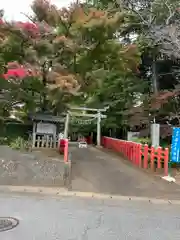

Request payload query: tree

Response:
[0,0,142,137]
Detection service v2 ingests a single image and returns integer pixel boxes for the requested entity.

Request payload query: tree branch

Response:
[164,1,176,25]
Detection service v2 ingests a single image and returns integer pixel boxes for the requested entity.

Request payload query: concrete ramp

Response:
[70,144,180,199]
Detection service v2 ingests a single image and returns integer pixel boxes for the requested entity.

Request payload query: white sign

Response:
[127,132,140,141]
[36,123,56,135]
[151,123,160,148]
[58,133,64,139]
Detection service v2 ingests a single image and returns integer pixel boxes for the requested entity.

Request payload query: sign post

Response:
[162,127,179,182]
[127,132,140,141]
[170,127,180,163]
[151,123,160,148]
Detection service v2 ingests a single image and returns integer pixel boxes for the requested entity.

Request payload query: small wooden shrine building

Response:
[29,113,65,149]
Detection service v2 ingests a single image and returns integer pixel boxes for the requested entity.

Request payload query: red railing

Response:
[101,136,169,176]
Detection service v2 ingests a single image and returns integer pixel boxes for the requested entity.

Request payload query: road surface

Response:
[1,144,180,239]
[0,192,180,239]
[70,144,180,199]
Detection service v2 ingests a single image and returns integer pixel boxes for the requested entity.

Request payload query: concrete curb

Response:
[63,161,72,189]
[162,175,176,182]
[0,185,180,204]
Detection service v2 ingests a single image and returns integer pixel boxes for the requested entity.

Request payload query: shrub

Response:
[9,137,29,150]
[132,137,151,145]
[0,137,8,145]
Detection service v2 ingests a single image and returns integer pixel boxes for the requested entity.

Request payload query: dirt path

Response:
[70,144,180,199]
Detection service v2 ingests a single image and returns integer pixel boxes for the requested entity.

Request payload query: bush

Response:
[132,137,151,145]
[0,137,8,145]
[9,137,29,150]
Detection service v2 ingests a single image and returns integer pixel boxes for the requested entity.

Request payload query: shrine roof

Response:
[29,113,65,123]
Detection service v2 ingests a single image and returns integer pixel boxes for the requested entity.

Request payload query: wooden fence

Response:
[33,134,58,149]
[101,136,169,176]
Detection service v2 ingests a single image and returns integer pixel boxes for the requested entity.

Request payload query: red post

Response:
[102,137,106,148]
[130,142,132,161]
[143,144,148,169]
[133,143,136,164]
[59,139,65,154]
[127,142,130,160]
[164,148,169,176]
[64,139,68,163]
[132,143,135,164]
[125,142,127,157]
[116,140,119,152]
[122,141,124,154]
[131,143,134,162]
[150,146,155,170]
[136,144,142,167]
[157,147,162,169]
[101,137,104,146]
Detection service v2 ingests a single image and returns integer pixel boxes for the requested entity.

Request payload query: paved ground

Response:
[1,143,180,239]
[70,144,180,199]
[1,192,180,239]
[0,146,65,187]
[1,143,180,200]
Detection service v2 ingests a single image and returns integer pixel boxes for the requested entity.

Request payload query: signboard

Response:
[151,123,160,148]
[58,133,64,139]
[127,132,140,141]
[171,127,180,163]
[36,123,56,135]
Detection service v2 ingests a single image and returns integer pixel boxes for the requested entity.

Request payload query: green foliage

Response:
[132,137,151,145]
[0,0,146,135]
[9,137,29,150]
[0,137,8,145]
[1,0,180,139]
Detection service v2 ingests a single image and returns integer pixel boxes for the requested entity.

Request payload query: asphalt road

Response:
[1,144,180,239]
[0,192,180,240]
[70,145,180,199]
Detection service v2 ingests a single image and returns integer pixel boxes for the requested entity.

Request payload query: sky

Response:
[1,0,73,21]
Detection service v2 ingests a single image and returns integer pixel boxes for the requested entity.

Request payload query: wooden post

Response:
[64,112,70,139]
[32,122,36,148]
[97,111,101,147]
[37,136,40,148]
[42,135,45,147]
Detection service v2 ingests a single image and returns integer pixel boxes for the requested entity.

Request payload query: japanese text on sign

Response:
[171,127,180,163]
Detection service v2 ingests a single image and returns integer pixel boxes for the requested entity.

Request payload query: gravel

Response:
[0,146,65,187]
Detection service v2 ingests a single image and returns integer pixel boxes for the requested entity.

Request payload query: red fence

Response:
[101,136,169,176]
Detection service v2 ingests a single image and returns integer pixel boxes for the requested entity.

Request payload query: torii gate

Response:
[64,107,108,146]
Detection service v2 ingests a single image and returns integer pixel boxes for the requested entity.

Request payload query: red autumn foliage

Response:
[0,18,40,37]
[0,19,40,80]
[3,67,36,80]
[3,68,27,79]
[15,22,39,36]
[151,89,180,109]
[3,62,37,80]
